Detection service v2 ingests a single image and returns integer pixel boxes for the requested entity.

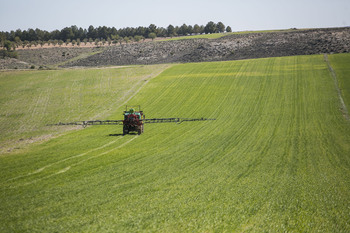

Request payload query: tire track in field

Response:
[5,137,123,183]
[7,136,138,188]
[91,64,171,120]
[324,54,350,121]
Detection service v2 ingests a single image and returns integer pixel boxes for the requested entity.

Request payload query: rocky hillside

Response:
[1,27,349,69]
[62,27,350,67]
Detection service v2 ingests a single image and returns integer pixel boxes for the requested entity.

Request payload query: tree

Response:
[11,42,17,51]
[204,21,217,34]
[123,36,129,44]
[15,29,22,40]
[28,28,37,41]
[98,26,108,40]
[23,40,29,48]
[14,36,21,48]
[111,34,119,45]
[148,32,156,41]
[157,27,167,37]
[65,39,71,46]
[148,24,157,34]
[4,40,12,51]
[167,24,175,37]
[35,28,45,41]
[217,22,225,33]
[134,35,142,42]
[71,40,76,46]
[77,38,81,46]
[199,25,205,34]
[226,26,232,32]
[179,24,188,36]
[118,37,123,45]
[87,25,97,39]
[1,21,231,45]
[94,39,100,46]
[193,24,201,34]
[77,27,85,40]
[0,32,6,47]
[83,38,88,45]
[61,27,74,41]
[187,25,193,35]
[136,26,146,37]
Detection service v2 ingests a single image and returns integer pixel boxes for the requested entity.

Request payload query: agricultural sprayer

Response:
[49,106,215,135]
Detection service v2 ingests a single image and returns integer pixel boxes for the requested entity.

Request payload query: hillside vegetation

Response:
[1,54,350,232]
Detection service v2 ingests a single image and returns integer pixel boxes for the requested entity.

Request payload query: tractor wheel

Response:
[137,128,142,135]
[123,129,128,135]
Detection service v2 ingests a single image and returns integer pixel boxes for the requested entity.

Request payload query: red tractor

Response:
[123,106,144,135]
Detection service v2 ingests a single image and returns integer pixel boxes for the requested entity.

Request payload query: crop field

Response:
[1,54,350,232]
[0,64,169,153]
[161,29,303,41]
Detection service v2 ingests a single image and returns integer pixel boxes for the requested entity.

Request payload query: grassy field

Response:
[160,28,301,41]
[1,54,350,232]
[329,53,350,111]
[0,64,170,153]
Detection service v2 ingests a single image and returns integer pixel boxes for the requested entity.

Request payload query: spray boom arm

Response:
[49,117,215,127]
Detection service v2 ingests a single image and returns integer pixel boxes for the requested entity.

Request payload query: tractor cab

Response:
[122,106,144,135]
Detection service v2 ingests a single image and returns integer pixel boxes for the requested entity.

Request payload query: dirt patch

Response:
[0,58,30,70]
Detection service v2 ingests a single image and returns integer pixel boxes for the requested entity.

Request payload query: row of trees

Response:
[3,36,155,50]
[1,21,232,45]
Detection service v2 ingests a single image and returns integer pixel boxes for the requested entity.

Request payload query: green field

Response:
[1,54,350,232]
[0,64,169,153]
[160,28,302,41]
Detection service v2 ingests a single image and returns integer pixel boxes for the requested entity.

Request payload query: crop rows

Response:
[0,64,169,153]
[1,54,350,232]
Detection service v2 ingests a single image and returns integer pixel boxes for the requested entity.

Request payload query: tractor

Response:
[49,105,215,135]
[122,107,144,135]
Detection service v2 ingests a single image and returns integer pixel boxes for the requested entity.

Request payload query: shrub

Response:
[0,50,18,59]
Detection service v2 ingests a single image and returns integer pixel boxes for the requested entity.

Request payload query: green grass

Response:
[160,33,233,41]
[329,53,350,111]
[160,28,302,41]
[1,54,350,232]
[0,64,170,153]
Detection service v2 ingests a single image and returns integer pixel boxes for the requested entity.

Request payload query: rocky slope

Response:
[1,27,349,69]
[62,27,350,67]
